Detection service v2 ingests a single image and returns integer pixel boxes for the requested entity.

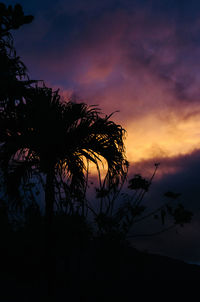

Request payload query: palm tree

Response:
[0,85,127,299]
[0,4,127,300]
[0,84,127,206]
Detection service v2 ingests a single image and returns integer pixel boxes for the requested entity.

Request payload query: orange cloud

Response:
[126,108,200,163]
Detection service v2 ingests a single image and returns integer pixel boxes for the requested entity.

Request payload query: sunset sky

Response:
[10,0,200,263]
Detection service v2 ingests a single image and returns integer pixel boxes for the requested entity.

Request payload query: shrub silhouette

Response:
[85,163,193,240]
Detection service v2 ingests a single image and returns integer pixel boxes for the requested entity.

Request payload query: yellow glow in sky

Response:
[126,112,200,162]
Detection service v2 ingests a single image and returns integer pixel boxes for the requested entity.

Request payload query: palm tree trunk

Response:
[45,166,56,301]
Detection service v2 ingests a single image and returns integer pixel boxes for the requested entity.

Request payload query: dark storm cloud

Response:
[11,0,200,107]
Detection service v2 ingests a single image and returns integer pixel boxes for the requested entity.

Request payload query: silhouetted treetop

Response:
[0,85,128,203]
[0,3,33,36]
[0,3,35,111]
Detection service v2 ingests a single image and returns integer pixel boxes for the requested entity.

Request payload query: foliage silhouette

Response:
[0,3,196,301]
[84,163,193,241]
[0,3,35,111]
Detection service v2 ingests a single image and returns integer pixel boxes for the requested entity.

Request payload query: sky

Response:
[6,0,200,263]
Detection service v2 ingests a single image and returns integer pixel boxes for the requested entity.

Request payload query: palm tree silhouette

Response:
[0,84,127,299]
[0,5,127,298]
[0,85,127,202]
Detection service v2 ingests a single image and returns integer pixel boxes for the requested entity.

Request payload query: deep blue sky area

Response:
[4,0,200,264]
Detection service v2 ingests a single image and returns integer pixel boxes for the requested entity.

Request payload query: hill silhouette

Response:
[0,231,199,301]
